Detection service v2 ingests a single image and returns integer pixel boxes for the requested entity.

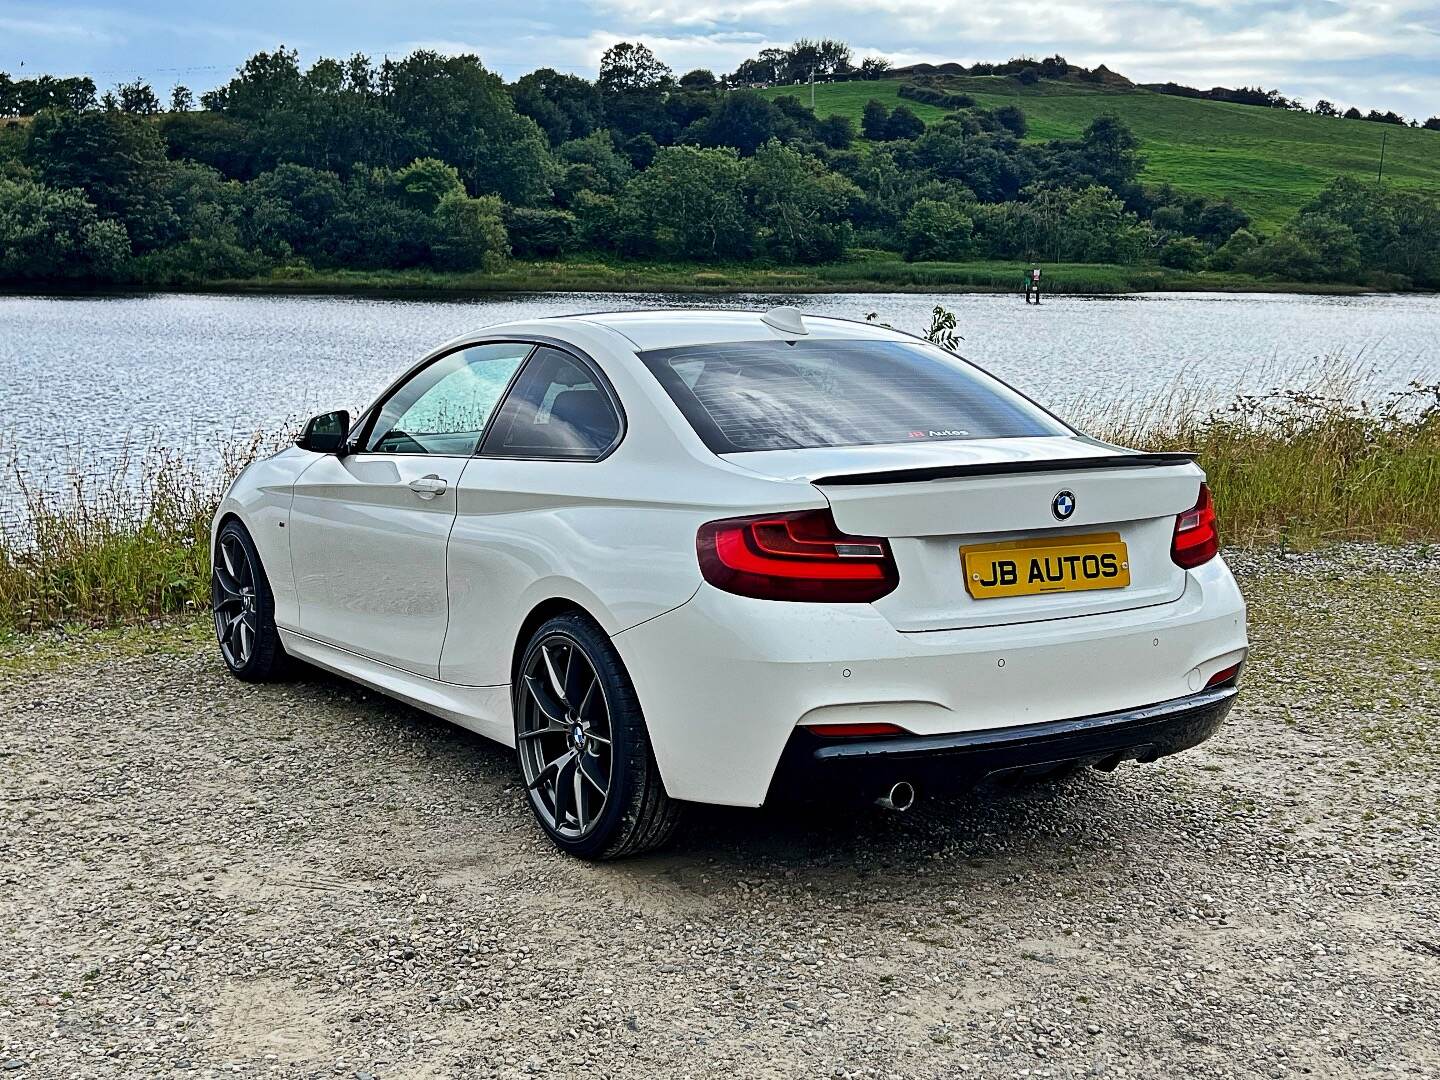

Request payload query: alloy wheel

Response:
[516,633,615,839]
[212,532,259,669]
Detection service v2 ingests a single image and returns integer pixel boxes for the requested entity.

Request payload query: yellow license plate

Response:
[962,533,1130,600]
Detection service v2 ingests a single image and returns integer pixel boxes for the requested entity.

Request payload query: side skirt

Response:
[277,628,514,747]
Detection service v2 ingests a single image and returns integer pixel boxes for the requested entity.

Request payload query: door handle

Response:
[408,475,448,500]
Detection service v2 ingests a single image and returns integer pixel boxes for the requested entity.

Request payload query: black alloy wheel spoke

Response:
[522,673,568,727]
[213,535,257,668]
[517,633,616,840]
[552,751,580,827]
[540,645,570,709]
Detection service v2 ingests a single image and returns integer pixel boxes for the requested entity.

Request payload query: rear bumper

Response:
[614,557,1246,807]
[771,685,1237,800]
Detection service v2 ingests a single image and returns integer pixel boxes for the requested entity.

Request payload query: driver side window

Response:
[365,343,533,456]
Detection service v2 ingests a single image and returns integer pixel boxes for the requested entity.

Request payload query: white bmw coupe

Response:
[212,307,1247,858]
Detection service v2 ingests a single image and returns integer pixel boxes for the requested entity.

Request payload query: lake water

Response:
[2,290,1437,519]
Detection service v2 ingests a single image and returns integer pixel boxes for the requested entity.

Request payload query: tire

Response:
[513,612,684,860]
[212,519,288,682]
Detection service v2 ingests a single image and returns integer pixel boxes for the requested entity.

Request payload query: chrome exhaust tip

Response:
[874,781,916,812]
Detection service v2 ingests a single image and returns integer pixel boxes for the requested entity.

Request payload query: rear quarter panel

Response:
[436,324,827,689]
[438,453,825,687]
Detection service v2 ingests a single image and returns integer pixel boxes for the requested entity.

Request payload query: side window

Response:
[365,343,532,455]
[480,347,622,460]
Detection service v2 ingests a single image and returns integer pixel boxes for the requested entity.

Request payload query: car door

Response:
[439,345,627,687]
[288,341,534,676]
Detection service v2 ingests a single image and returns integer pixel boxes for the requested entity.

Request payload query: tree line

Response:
[1,42,1437,289]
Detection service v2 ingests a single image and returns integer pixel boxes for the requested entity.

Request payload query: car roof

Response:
[562,309,915,353]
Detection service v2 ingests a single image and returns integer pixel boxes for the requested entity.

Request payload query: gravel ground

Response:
[2,546,1438,1080]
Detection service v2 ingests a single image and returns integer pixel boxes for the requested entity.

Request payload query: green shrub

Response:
[505,206,577,256]
[901,198,975,260]
[1159,235,1207,270]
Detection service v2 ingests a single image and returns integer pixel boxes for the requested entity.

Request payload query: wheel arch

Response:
[213,509,244,543]
[510,597,596,688]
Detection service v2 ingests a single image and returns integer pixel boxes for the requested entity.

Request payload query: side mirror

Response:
[297,410,350,455]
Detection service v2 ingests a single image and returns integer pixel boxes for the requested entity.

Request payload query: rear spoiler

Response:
[813,452,1197,487]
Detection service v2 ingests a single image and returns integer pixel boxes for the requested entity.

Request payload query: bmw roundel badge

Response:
[1051,490,1076,521]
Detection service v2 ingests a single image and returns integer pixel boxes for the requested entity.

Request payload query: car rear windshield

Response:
[637,338,1066,454]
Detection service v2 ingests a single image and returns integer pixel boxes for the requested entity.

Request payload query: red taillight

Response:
[807,722,906,738]
[697,509,899,603]
[1171,483,1219,569]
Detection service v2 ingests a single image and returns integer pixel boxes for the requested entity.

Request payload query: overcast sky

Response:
[2,0,1436,118]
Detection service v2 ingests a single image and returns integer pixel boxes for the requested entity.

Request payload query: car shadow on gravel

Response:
[282,662,1228,900]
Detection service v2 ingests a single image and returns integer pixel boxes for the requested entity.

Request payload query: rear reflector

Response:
[806,722,906,738]
[1205,662,1243,688]
[1171,482,1220,569]
[697,509,899,603]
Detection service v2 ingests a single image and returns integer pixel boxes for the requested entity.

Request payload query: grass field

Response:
[762,77,1440,230]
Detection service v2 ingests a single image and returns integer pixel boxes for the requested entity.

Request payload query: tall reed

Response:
[1,376,1436,633]
[0,432,279,631]
[1085,379,1440,546]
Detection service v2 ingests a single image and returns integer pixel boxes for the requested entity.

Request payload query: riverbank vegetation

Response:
[60,254,1377,297]
[2,42,1438,295]
[2,354,1436,634]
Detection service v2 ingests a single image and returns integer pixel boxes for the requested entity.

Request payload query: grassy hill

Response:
[761,77,1440,229]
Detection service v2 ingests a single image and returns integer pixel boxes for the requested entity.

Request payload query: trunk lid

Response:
[724,437,1203,631]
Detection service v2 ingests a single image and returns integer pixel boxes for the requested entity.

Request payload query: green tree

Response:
[243,164,346,260]
[782,39,852,82]
[379,51,553,205]
[679,69,718,90]
[395,156,463,214]
[0,177,130,281]
[572,189,623,250]
[885,106,925,141]
[431,191,508,270]
[860,99,890,140]
[1077,113,1143,190]
[598,43,673,94]
[324,166,432,268]
[815,114,855,149]
[684,91,796,155]
[1292,176,1439,286]
[1208,227,1260,270]
[859,57,891,81]
[993,105,1027,138]
[24,109,180,251]
[614,145,748,258]
[201,49,306,116]
[744,141,859,262]
[1034,114,1144,197]
[901,198,975,261]
[1285,214,1363,281]
[509,68,603,145]
[1239,232,1322,281]
[117,79,161,116]
[505,206,577,256]
[978,185,1147,262]
[1159,235,1207,270]
[553,131,632,204]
